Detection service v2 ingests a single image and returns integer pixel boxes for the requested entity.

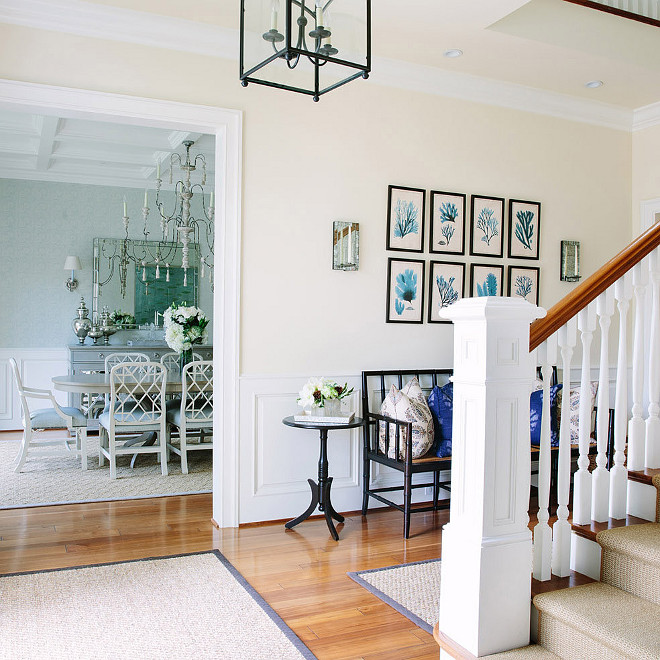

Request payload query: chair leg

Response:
[109,430,117,480]
[361,455,371,515]
[12,426,31,473]
[180,427,189,475]
[160,422,168,476]
[99,427,108,467]
[78,428,88,471]
[403,466,412,539]
[433,471,440,510]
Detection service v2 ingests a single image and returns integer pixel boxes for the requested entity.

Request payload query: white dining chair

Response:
[8,357,89,471]
[166,360,213,474]
[159,351,203,377]
[98,361,168,479]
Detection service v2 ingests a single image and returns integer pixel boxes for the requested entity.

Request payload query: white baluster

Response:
[628,262,648,471]
[573,303,597,525]
[610,272,633,519]
[647,248,660,469]
[533,337,557,581]
[592,287,614,522]
[552,317,577,578]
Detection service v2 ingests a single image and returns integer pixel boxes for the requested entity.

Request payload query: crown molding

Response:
[633,102,660,131]
[0,0,635,131]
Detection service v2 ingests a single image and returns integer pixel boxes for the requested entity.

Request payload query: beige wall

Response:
[632,123,660,232]
[0,22,633,374]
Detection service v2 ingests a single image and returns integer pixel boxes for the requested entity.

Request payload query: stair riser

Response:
[539,614,637,660]
[626,480,658,522]
[601,549,660,605]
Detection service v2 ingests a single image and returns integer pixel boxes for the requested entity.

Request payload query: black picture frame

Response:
[428,260,465,324]
[470,263,504,298]
[508,199,541,260]
[508,265,540,305]
[469,195,505,258]
[386,257,425,323]
[386,185,426,253]
[429,191,466,255]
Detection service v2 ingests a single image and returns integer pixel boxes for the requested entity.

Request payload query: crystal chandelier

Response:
[240,0,371,101]
[120,140,215,290]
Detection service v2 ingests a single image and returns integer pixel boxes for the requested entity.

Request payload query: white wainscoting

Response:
[238,374,446,524]
[0,349,70,430]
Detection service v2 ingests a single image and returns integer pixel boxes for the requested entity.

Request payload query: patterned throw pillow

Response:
[379,377,434,460]
[555,381,598,443]
[427,382,453,458]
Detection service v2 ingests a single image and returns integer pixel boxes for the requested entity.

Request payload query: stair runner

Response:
[529,476,660,660]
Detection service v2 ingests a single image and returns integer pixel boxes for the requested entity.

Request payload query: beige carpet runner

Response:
[0,551,314,660]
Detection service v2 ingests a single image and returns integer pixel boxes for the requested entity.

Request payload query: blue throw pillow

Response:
[428,382,453,458]
[530,383,562,447]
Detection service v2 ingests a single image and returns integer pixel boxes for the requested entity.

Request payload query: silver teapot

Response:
[72,297,92,344]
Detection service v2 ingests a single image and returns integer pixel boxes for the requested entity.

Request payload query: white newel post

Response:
[438,298,545,658]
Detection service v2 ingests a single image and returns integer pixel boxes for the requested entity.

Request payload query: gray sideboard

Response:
[67,344,213,425]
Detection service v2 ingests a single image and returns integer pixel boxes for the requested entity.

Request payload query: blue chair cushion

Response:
[530,383,563,447]
[166,406,213,427]
[30,406,87,429]
[99,409,161,428]
[427,383,453,458]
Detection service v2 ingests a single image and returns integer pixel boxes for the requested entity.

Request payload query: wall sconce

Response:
[560,241,581,282]
[333,222,359,271]
[64,255,82,292]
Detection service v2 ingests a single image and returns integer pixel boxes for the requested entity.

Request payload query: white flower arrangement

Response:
[163,303,209,354]
[297,377,354,409]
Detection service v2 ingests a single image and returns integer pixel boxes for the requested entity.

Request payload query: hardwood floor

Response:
[0,494,447,660]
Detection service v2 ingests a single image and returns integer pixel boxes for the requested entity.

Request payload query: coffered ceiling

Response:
[0,110,215,189]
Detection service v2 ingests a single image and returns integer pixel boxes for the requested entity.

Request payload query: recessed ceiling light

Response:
[444,49,463,58]
[585,80,604,88]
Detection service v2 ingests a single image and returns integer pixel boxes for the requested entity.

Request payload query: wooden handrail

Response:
[530,221,660,351]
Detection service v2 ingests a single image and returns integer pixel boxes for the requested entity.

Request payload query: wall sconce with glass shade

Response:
[333,221,358,270]
[560,241,581,282]
[64,256,82,292]
[240,0,371,102]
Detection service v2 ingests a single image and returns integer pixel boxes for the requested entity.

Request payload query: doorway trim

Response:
[0,79,242,527]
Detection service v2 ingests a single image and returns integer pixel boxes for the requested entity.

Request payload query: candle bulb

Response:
[270,0,279,30]
[144,189,148,207]
[209,191,214,208]
[315,0,323,26]
[156,161,160,179]
[123,197,127,216]
[348,224,353,263]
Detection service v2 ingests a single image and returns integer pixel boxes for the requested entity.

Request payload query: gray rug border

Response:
[347,557,441,635]
[1,549,317,660]
[0,489,211,510]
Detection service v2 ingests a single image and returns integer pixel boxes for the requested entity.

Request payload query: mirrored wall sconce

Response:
[560,241,581,282]
[64,255,82,292]
[333,221,359,271]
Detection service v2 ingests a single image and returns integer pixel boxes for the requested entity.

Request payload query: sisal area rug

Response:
[0,550,315,660]
[348,558,441,634]
[0,436,211,509]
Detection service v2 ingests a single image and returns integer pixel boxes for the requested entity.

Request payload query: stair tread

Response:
[628,468,660,486]
[485,644,560,658]
[571,514,649,542]
[534,583,660,659]
[597,522,660,567]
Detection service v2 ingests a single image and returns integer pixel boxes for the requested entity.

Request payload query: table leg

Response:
[285,479,319,530]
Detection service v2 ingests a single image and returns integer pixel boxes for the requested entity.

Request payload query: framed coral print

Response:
[428,261,465,323]
[470,263,504,298]
[386,258,425,323]
[429,191,466,255]
[470,195,505,258]
[386,185,425,252]
[508,266,540,304]
[508,199,540,259]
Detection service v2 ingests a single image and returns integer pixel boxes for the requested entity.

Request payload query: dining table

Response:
[52,372,187,396]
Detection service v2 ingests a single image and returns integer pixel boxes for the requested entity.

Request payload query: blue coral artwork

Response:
[387,185,425,252]
[471,264,503,298]
[508,200,541,259]
[387,258,425,323]
[428,261,465,323]
[470,195,504,257]
[508,266,540,304]
[430,191,466,255]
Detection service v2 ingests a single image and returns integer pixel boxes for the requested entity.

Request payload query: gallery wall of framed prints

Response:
[385,184,541,324]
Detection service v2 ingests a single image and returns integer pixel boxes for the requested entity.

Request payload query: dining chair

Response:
[8,357,88,471]
[99,352,151,410]
[159,351,203,377]
[98,361,168,479]
[166,360,213,474]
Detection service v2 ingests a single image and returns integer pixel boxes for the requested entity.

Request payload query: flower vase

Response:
[179,349,193,374]
[323,399,341,417]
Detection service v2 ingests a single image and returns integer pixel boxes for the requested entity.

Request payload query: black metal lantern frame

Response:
[240,0,371,102]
